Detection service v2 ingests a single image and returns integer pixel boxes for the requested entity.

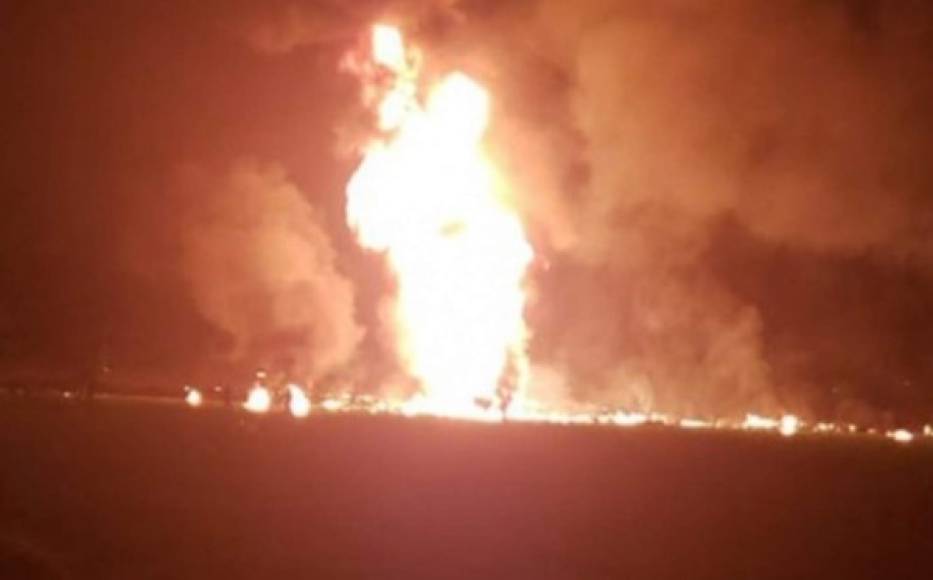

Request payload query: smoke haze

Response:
[176,161,362,382]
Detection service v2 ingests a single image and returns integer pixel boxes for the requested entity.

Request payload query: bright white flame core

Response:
[347,25,533,417]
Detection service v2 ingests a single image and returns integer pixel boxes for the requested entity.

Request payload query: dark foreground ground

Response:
[1,400,931,579]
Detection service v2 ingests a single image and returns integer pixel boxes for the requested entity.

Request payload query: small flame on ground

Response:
[611,412,649,427]
[779,414,800,437]
[679,418,714,429]
[185,387,203,408]
[243,386,272,414]
[287,384,311,418]
[743,414,779,430]
[321,397,346,412]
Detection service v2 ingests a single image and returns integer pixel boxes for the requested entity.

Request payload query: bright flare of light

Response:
[346,25,533,418]
[243,385,271,414]
[287,384,311,418]
[185,387,203,408]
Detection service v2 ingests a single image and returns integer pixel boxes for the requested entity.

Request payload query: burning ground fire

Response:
[173,24,933,447]
[182,383,932,445]
[243,384,272,414]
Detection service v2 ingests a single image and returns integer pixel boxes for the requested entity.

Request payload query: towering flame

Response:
[346,25,533,417]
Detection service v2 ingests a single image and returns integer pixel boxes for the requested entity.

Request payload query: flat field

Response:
[1,400,931,579]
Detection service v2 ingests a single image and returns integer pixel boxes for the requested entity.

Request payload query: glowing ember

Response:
[346,25,533,418]
[287,384,311,418]
[184,387,203,408]
[243,385,272,414]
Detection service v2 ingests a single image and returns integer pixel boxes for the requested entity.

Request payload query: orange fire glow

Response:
[346,24,533,418]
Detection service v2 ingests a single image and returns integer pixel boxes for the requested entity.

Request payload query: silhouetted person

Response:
[498,385,514,419]
[281,385,293,412]
[497,355,520,420]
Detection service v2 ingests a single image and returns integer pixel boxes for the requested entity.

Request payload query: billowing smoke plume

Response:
[495,0,933,418]
[177,161,363,382]
[522,0,932,258]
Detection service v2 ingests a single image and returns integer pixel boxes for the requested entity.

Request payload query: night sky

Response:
[3,0,932,422]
